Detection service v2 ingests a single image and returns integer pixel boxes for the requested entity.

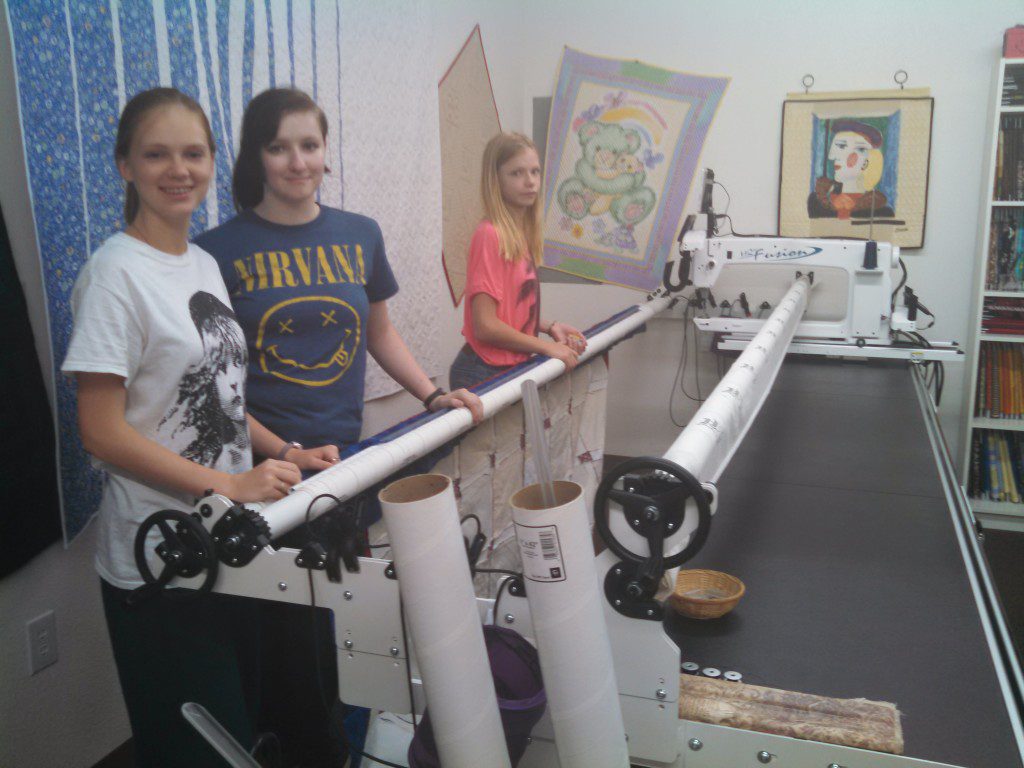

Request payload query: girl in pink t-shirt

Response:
[450,132,587,390]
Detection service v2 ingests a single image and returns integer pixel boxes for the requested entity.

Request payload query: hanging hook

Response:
[802,74,815,94]
[893,70,908,90]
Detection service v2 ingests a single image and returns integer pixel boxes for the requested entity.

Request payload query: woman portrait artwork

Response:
[159,291,251,468]
[807,117,897,221]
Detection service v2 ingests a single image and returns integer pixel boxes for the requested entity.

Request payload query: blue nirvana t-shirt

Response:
[195,207,398,449]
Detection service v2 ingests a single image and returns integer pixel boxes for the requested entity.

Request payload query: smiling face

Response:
[117,104,213,225]
[828,130,873,189]
[498,147,541,215]
[256,296,360,386]
[259,110,326,210]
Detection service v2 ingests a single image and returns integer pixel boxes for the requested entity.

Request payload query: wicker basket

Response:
[668,569,745,620]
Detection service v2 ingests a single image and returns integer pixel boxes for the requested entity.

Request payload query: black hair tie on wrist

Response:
[423,387,446,411]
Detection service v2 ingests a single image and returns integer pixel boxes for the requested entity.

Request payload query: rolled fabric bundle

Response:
[511,480,629,768]
[379,474,510,768]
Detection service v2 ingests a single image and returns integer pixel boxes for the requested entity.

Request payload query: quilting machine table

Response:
[664,357,1022,768]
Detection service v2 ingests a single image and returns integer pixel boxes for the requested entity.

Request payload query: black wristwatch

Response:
[423,387,446,411]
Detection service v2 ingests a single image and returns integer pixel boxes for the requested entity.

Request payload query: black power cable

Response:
[895,330,945,406]
[891,258,908,313]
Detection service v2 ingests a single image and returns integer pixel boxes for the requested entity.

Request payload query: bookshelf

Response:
[962,59,1024,532]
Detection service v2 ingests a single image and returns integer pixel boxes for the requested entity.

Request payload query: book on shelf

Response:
[974,341,1024,418]
[970,429,1024,503]
[982,295,1024,334]
[1004,62,1024,107]
[995,114,1024,201]
[969,431,978,497]
[988,431,1004,500]
[1001,435,1016,502]
[985,209,1024,291]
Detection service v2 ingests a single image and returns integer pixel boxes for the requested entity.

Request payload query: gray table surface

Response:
[663,357,1021,768]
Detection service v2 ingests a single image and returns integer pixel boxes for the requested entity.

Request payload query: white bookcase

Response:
[961,58,1024,532]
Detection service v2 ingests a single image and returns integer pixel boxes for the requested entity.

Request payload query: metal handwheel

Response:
[131,509,219,602]
[594,456,712,570]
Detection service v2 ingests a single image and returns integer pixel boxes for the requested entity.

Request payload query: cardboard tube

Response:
[379,475,510,768]
[511,481,629,767]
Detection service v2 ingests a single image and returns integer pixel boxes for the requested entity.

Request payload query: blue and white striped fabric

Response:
[7,0,346,541]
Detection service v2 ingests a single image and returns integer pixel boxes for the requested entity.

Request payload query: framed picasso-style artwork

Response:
[778,88,934,249]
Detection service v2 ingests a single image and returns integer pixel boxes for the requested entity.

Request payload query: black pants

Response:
[100,579,260,768]
[257,598,347,768]
[260,515,349,768]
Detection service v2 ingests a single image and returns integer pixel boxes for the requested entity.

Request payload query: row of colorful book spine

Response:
[985,208,1024,291]
[968,429,1024,503]
[994,114,1024,201]
[1003,62,1024,108]
[975,342,1024,417]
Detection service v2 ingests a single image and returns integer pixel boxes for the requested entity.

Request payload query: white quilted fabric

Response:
[340,0,446,397]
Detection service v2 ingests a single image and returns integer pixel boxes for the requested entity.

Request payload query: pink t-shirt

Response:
[462,221,539,366]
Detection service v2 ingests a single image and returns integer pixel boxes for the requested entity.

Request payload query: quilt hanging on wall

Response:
[778,88,934,249]
[543,48,728,291]
[439,25,501,307]
[7,0,444,542]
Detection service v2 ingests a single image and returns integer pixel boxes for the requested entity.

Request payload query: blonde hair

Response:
[862,148,884,191]
[481,132,543,264]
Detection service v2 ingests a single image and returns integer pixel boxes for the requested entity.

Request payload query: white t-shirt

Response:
[62,232,253,589]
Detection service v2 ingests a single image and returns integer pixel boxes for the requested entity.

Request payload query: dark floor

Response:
[982,528,1024,665]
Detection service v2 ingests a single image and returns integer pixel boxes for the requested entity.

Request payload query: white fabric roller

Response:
[379,474,511,768]
[511,481,629,768]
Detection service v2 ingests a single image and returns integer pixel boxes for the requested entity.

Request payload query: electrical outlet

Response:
[27,610,57,675]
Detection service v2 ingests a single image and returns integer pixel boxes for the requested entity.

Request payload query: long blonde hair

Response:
[481,132,543,264]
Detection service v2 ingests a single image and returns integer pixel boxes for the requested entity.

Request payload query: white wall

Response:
[1,1,1018,765]
[0,525,128,768]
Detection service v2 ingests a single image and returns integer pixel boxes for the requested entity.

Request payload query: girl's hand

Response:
[548,321,588,356]
[286,444,341,471]
[226,459,302,502]
[543,340,580,371]
[430,389,485,424]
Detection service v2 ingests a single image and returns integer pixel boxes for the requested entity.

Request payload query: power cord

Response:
[668,301,696,427]
[669,295,728,427]
[711,181,777,238]
[891,259,908,313]
[895,330,945,406]
[491,575,515,625]
[398,597,418,733]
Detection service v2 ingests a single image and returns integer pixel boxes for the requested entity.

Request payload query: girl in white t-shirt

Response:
[61,87,335,768]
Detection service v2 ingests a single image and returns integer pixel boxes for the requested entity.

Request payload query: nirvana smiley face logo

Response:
[255,296,361,386]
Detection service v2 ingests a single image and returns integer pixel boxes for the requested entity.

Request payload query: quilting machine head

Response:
[666,169,932,350]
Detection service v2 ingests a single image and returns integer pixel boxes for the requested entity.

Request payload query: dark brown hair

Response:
[232,88,329,211]
[114,88,215,223]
